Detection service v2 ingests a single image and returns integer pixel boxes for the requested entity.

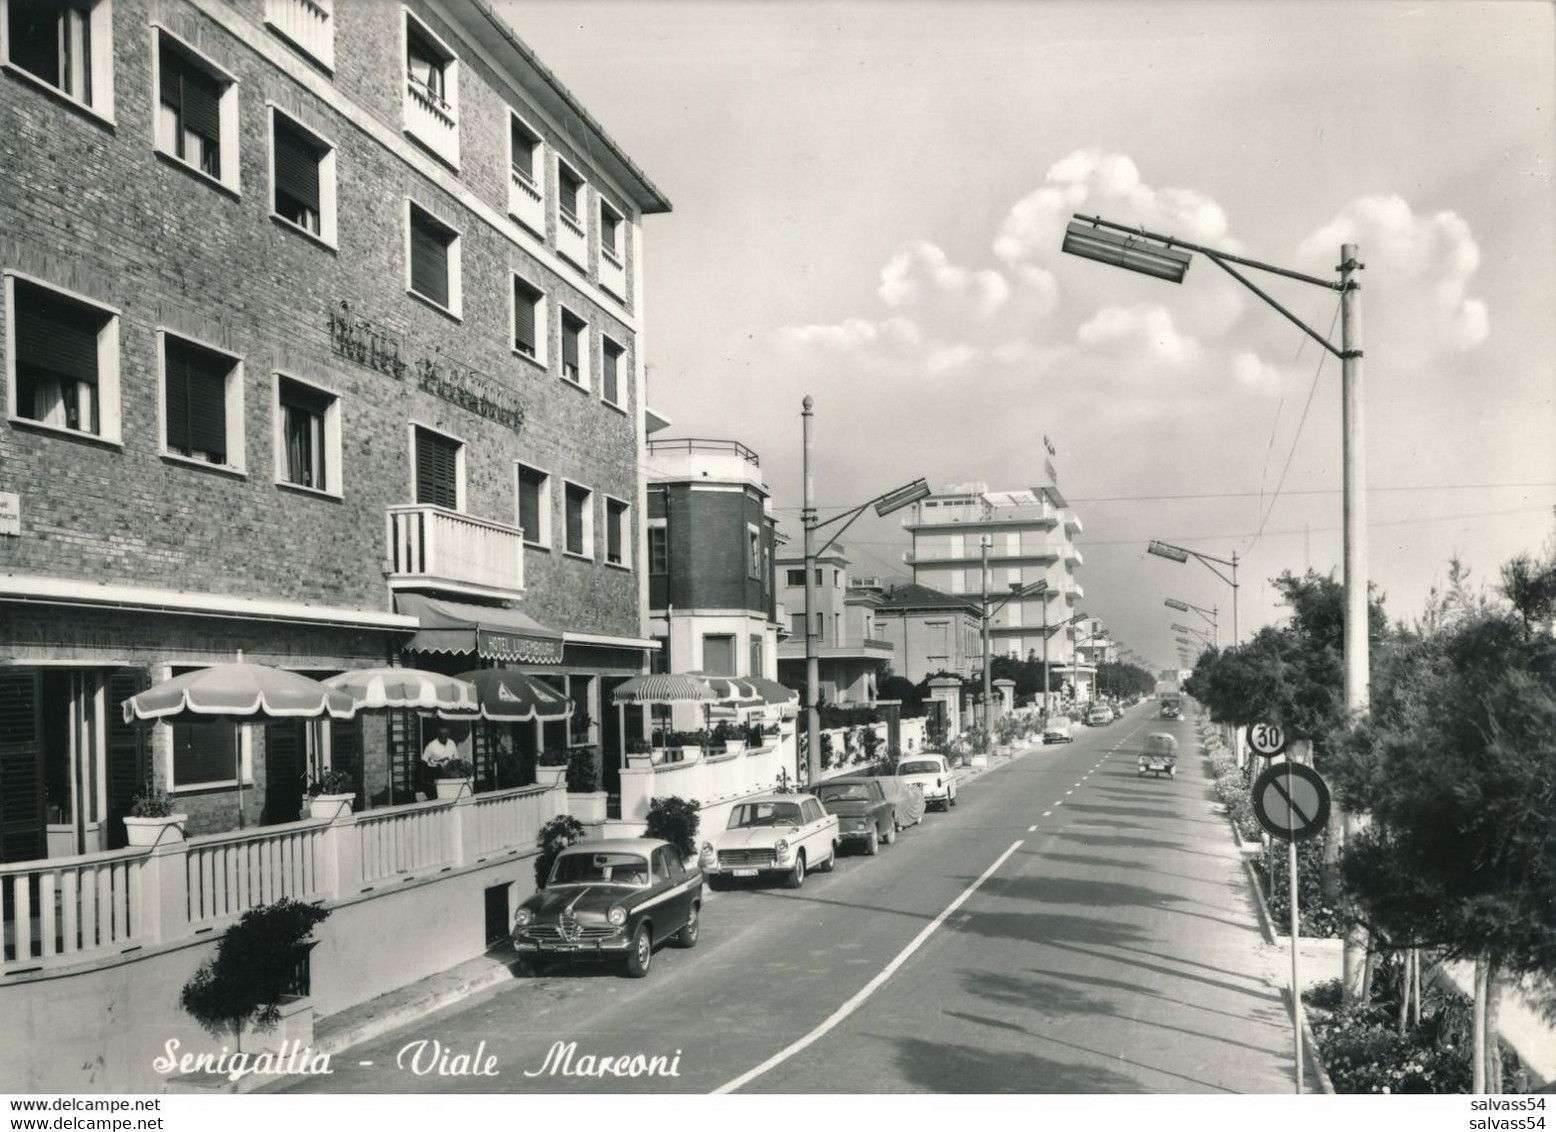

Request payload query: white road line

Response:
[710,838,1027,1094]
[1066,790,1074,796]
[1054,800,1063,806]
[1042,810,1052,817]
[1027,825,1037,831]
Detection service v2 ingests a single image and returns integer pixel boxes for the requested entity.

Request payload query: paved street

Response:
[284,705,1300,1094]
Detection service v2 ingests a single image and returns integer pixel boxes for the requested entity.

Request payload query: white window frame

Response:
[401,7,459,168]
[3,270,122,445]
[510,270,547,367]
[264,0,334,71]
[599,197,624,263]
[648,517,668,576]
[168,720,254,792]
[746,522,761,580]
[157,328,246,475]
[506,109,544,227]
[267,105,337,248]
[405,200,462,319]
[604,495,631,569]
[559,304,589,389]
[600,333,626,409]
[556,157,585,228]
[151,24,241,194]
[409,422,466,513]
[514,460,552,548]
[562,478,594,560]
[0,0,115,122]
[272,371,342,497]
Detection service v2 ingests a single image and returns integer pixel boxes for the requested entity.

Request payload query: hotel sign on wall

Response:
[329,302,526,434]
[481,630,564,665]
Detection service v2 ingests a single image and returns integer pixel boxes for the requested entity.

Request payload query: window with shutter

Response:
[158,37,224,178]
[606,499,627,565]
[561,312,582,379]
[172,720,239,787]
[13,279,104,434]
[649,526,668,575]
[513,278,541,358]
[8,0,98,105]
[517,464,546,544]
[0,670,45,864]
[164,336,232,465]
[510,118,537,183]
[273,117,322,234]
[406,23,446,105]
[280,378,332,490]
[602,340,621,404]
[409,208,451,308]
[415,428,460,510]
[565,483,589,556]
[558,164,582,222]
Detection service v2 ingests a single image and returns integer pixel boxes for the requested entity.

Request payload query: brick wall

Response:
[0,0,645,640]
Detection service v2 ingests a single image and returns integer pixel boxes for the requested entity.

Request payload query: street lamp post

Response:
[1165,597,1218,649]
[1149,540,1239,647]
[800,395,930,784]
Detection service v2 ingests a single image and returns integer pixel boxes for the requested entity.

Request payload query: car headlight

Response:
[774,838,791,860]
[608,907,627,927]
[699,841,716,861]
[513,907,534,928]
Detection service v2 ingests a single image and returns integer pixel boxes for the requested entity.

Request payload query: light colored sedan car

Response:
[699,793,838,889]
[1043,715,1075,743]
[897,754,956,811]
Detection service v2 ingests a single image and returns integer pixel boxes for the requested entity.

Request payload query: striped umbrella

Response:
[123,662,357,724]
[684,672,762,702]
[743,676,800,706]
[323,668,479,718]
[456,669,575,722]
[610,672,722,705]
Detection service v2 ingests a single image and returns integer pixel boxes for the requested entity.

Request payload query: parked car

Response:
[897,754,956,810]
[1138,732,1179,778]
[881,775,927,830]
[1043,715,1075,743]
[699,793,838,889]
[511,838,701,978]
[1085,706,1112,727]
[814,777,899,854]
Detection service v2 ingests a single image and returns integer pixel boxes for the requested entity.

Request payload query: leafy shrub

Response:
[820,732,836,770]
[565,747,600,793]
[818,704,880,728]
[645,795,700,861]
[431,757,474,780]
[538,748,570,767]
[861,727,881,761]
[1258,833,1345,938]
[130,779,175,818]
[307,769,353,797]
[534,814,586,887]
[1208,754,1261,843]
[180,899,329,1049]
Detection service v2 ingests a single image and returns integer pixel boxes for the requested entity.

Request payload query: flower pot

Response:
[721,740,746,756]
[680,745,704,763]
[124,814,186,846]
[535,766,568,790]
[568,790,608,823]
[434,777,472,799]
[306,793,354,821]
[627,753,655,768]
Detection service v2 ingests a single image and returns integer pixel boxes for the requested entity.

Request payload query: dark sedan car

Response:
[814,777,897,854]
[511,838,701,977]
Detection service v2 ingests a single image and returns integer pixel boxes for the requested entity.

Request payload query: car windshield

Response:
[728,802,803,829]
[898,761,941,775]
[549,852,652,887]
[815,784,871,803]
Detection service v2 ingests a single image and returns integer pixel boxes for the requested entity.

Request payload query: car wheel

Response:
[786,852,806,889]
[865,827,879,856]
[675,903,700,948]
[884,821,898,845]
[624,923,653,977]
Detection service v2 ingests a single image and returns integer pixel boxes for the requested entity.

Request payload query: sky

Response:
[498,0,1556,672]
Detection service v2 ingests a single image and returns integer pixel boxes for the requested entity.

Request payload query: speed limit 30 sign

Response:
[1245,720,1288,758]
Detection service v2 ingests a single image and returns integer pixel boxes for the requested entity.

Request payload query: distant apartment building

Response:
[869,582,983,683]
[899,481,1087,699]
[774,543,892,704]
[643,437,781,681]
[0,0,670,863]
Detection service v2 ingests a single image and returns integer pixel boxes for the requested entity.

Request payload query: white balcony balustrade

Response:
[387,504,524,599]
[599,245,627,300]
[266,0,334,69]
[557,208,588,269]
[404,73,459,167]
[508,165,544,235]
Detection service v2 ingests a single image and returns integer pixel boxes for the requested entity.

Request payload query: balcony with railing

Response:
[266,0,334,69]
[647,437,764,489]
[404,72,459,168]
[557,207,588,269]
[387,504,524,600]
[599,244,627,301]
[508,164,544,235]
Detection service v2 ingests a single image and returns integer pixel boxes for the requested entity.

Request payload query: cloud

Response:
[1231,351,1283,394]
[774,315,922,357]
[878,241,1011,323]
[1298,195,1488,366]
[1076,304,1200,367]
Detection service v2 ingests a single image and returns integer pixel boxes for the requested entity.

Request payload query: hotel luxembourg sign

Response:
[329,301,526,434]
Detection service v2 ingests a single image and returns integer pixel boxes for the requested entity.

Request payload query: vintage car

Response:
[1085,706,1112,727]
[814,776,898,854]
[1042,715,1075,744]
[511,838,702,978]
[1138,732,1179,778]
[1159,695,1182,719]
[699,793,838,888]
[896,754,956,810]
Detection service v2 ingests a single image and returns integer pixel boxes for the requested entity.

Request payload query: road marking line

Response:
[1027,825,1037,831]
[1066,790,1074,796]
[1054,800,1063,806]
[1042,810,1052,816]
[711,838,1026,1094]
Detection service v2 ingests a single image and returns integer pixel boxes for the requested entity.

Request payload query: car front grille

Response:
[718,848,776,867]
[525,922,618,941]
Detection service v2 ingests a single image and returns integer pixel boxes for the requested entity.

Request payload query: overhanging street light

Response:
[1062,221,1192,283]
[1149,539,1240,647]
[1165,597,1219,648]
[801,395,929,784]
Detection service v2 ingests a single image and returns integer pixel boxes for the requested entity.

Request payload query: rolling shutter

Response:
[0,671,44,864]
[164,338,229,462]
[513,279,537,354]
[518,467,543,540]
[415,429,459,509]
[565,485,585,553]
[409,213,449,307]
[15,284,100,384]
[274,123,321,212]
[602,344,618,402]
[160,44,221,142]
[561,317,579,373]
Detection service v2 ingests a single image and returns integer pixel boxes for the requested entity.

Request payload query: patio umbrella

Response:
[610,672,721,705]
[683,672,761,702]
[743,676,800,706]
[456,669,574,722]
[324,667,479,718]
[122,662,356,724]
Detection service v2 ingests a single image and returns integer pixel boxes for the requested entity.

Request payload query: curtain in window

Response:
[410,215,450,306]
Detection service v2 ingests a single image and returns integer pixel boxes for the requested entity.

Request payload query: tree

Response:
[1331,549,1556,1092]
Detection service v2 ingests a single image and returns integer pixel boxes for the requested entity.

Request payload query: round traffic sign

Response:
[1245,720,1288,758]
[1251,762,1330,842]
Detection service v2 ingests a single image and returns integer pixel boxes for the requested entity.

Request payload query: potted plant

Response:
[626,738,655,768]
[565,747,606,822]
[533,814,585,888]
[431,757,475,799]
[645,795,700,865]
[677,729,708,763]
[179,898,329,1054]
[536,748,569,789]
[709,721,744,756]
[124,779,187,847]
[305,768,355,820]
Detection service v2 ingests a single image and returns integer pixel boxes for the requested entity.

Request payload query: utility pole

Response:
[1041,588,1051,716]
[1339,243,1368,997]
[802,395,820,785]
[981,537,992,736]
